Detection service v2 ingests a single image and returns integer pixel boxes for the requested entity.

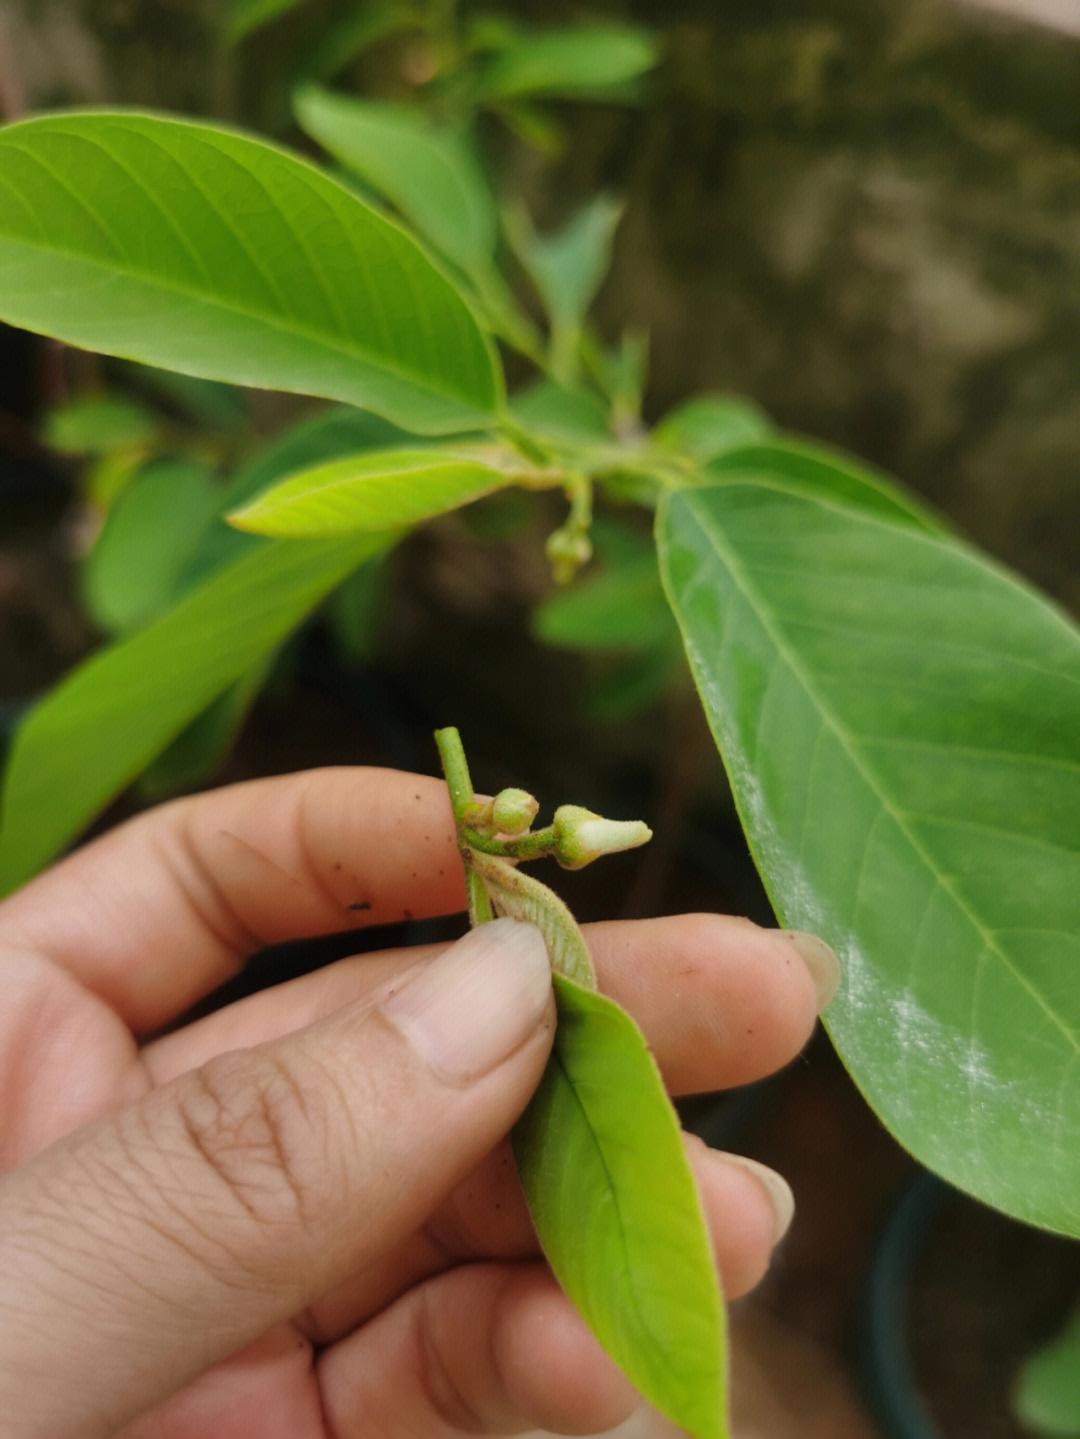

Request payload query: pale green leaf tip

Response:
[224,502,285,536]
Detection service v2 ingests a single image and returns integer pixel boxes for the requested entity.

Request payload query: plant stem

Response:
[434,726,493,924]
[434,725,474,824]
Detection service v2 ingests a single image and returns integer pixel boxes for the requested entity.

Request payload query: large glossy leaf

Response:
[293,87,499,282]
[657,483,1080,1237]
[0,531,385,893]
[229,446,537,536]
[513,974,726,1439]
[0,112,500,433]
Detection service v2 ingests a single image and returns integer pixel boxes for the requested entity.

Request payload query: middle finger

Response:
[142,914,823,1095]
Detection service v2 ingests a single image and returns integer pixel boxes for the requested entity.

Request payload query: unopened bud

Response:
[552,804,652,869]
[545,527,593,584]
[491,787,539,835]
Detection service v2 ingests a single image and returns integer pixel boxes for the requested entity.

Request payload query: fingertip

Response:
[691,1139,795,1299]
[492,1268,642,1433]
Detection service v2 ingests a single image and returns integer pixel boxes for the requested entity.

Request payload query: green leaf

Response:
[119,364,248,430]
[0,531,385,893]
[706,438,943,532]
[43,393,160,455]
[228,446,536,536]
[489,99,566,154]
[657,483,1080,1237]
[0,112,500,434]
[507,377,610,447]
[293,86,499,281]
[298,3,420,81]
[1013,1303,1080,1435]
[476,25,657,103]
[137,662,270,798]
[651,394,775,463]
[224,0,309,43]
[326,552,391,659]
[584,651,676,721]
[182,406,412,587]
[82,458,222,632]
[508,195,624,333]
[513,974,727,1439]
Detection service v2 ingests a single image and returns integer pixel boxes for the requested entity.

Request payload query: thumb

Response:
[0,919,554,1439]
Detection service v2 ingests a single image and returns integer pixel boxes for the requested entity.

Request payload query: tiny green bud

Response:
[545,527,593,584]
[553,804,653,869]
[491,787,540,835]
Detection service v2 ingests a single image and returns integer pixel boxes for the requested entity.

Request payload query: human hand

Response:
[0,768,835,1438]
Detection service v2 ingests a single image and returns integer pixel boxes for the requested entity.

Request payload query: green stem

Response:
[434,725,475,825]
[495,412,555,468]
[434,727,493,924]
[461,824,557,859]
[566,474,593,532]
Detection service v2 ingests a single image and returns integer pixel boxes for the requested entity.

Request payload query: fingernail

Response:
[720,1153,796,1244]
[380,919,551,1085]
[781,931,841,1011]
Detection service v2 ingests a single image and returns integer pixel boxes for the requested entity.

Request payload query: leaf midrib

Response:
[547,1031,692,1374]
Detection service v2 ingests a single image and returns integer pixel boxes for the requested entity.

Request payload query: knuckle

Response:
[173,1046,335,1236]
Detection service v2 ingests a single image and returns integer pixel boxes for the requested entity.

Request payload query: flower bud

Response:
[491,787,540,836]
[545,528,593,584]
[553,804,652,869]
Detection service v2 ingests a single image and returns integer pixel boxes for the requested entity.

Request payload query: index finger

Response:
[0,769,466,1033]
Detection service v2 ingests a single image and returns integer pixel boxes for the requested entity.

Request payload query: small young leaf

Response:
[0,112,501,433]
[0,531,387,893]
[508,195,624,334]
[43,393,160,455]
[507,378,610,447]
[293,86,499,281]
[465,848,595,988]
[229,447,543,536]
[513,974,727,1439]
[82,459,222,633]
[651,395,775,463]
[183,406,413,587]
[476,25,658,103]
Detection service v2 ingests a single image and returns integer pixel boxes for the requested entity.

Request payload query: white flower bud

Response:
[553,804,652,869]
[491,787,540,836]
